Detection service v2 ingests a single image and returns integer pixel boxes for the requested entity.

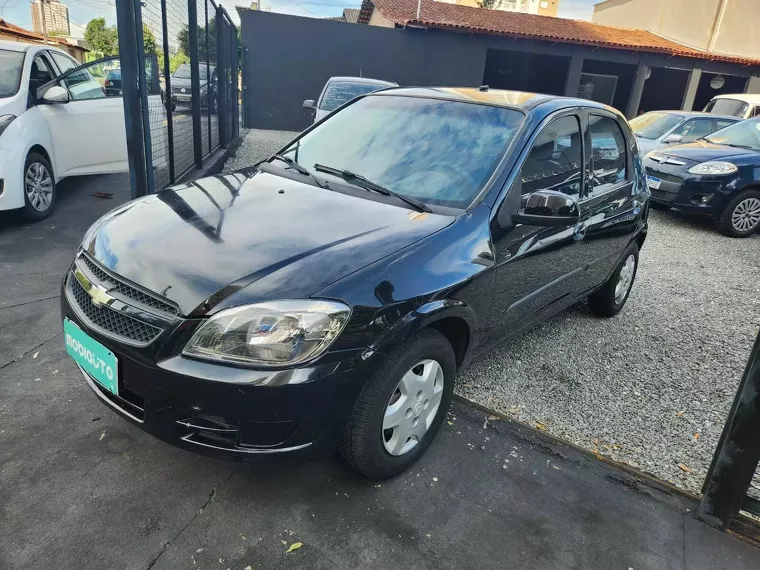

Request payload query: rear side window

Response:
[319,81,389,112]
[588,114,627,194]
[519,115,583,199]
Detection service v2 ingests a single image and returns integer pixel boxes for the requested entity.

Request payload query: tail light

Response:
[105,80,111,86]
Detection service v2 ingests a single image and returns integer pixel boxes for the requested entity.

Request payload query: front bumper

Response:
[645,165,733,219]
[0,138,25,211]
[60,278,374,461]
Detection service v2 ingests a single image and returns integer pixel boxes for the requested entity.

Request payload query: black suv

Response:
[61,88,649,478]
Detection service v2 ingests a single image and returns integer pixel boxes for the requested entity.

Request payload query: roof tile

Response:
[359,0,760,66]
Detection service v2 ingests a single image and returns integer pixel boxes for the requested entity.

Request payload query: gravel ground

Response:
[225,129,760,496]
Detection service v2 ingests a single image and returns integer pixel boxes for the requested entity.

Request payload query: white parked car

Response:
[703,93,760,119]
[0,40,132,220]
[303,76,397,123]
[628,110,739,156]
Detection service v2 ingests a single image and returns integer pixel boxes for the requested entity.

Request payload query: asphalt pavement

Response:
[1,172,759,569]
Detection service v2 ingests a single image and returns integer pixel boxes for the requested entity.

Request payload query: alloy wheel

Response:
[382,359,444,456]
[614,254,636,305]
[25,162,54,212]
[731,198,760,234]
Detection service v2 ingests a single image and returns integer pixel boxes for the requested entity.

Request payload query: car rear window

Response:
[0,49,25,98]
[704,98,749,118]
[319,81,391,112]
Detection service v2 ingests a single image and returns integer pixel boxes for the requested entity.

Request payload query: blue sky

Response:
[0,0,601,33]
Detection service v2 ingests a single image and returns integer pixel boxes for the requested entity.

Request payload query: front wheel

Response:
[588,242,639,318]
[22,152,56,222]
[339,329,456,479]
[717,189,760,238]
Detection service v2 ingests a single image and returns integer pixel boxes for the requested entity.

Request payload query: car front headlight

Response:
[183,300,351,367]
[0,114,16,138]
[687,161,738,175]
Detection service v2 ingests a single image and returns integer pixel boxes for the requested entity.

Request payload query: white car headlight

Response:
[183,300,350,366]
[687,161,738,175]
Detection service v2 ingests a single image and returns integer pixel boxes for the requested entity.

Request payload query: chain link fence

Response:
[117,0,240,196]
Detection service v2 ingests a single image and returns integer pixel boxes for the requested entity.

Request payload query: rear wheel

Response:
[22,152,56,222]
[339,329,455,479]
[588,242,639,318]
[717,189,760,238]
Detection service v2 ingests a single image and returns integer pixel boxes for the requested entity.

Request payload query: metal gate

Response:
[115,0,240,198]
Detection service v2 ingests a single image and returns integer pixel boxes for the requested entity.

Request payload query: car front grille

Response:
[650,189,677,203]
[80,253,178,316]
[648,170,684,185]
[68,275,163,344]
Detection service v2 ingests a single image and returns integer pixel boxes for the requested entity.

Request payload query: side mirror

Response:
[302,99,315,110]
[42,85,69,104]
[512,190,580,227]
[663,133,683,144]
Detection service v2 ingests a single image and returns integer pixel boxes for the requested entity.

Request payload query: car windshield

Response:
[279,95,524,209]
[704,118,760,151]
[319,81,392,112]
[628,112,683,139]
[173,63,214,80]
[0,49,25,98]
[704,98,749,118]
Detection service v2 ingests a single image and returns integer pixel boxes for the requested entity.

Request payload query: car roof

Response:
[329,76,397,86]
[637,110,739,120]
[0,39,68,55]
[372,87,620,114]
[712,93,760,104]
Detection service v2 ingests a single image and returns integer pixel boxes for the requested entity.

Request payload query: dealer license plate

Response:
[64,318,118,396]
[646,175,662,190]
[176,95,191,101]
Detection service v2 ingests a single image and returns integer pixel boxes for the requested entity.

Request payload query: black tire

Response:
[588,242,639,318]
[717,189,760,238]
[649,201,670,211]
[339,328,456,479]
[21,152,56,222]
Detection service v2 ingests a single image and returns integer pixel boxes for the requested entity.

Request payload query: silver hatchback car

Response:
[629,110,739,156]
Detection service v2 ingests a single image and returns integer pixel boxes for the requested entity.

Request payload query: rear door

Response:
[36,56,127,177]
[575,109,640,290]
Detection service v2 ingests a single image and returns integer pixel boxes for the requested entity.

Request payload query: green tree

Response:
[142,25,158,55]
[477,0,501,7]
[84,18,118,58]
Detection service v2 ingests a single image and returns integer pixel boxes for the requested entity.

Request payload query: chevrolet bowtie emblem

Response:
[73,266,115,307]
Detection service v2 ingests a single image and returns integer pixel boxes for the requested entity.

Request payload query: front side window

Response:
[519,115,582,199]
[30,54,55,94]
[672,118,715,142]
[50,52,78,75]
[628,112,683,140]
[715,119,738,131]
[280,95,524,209]
[704,98,749,118]
[0,49,25,98]
[319,81,391,112]
[588,114,627,193]
[705,118,760,151]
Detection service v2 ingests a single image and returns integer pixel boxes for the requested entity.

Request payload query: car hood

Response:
[634,136,660,156]
[659,140,760,163]
[82,170,453,316]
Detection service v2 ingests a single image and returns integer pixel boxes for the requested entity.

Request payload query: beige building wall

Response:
[537,0,559,16]
[437,0,560,17]
[368,9,395,27]
[31,0,70,36]
[593,0,760,58]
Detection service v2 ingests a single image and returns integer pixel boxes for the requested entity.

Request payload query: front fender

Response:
[368,299,479,369]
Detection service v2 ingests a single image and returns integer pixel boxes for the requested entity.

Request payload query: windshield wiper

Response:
[273,154,327,189]
[313,164,431,213]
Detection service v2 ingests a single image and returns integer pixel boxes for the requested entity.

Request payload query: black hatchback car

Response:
[644,118,760,237]
[61,88,649,478]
